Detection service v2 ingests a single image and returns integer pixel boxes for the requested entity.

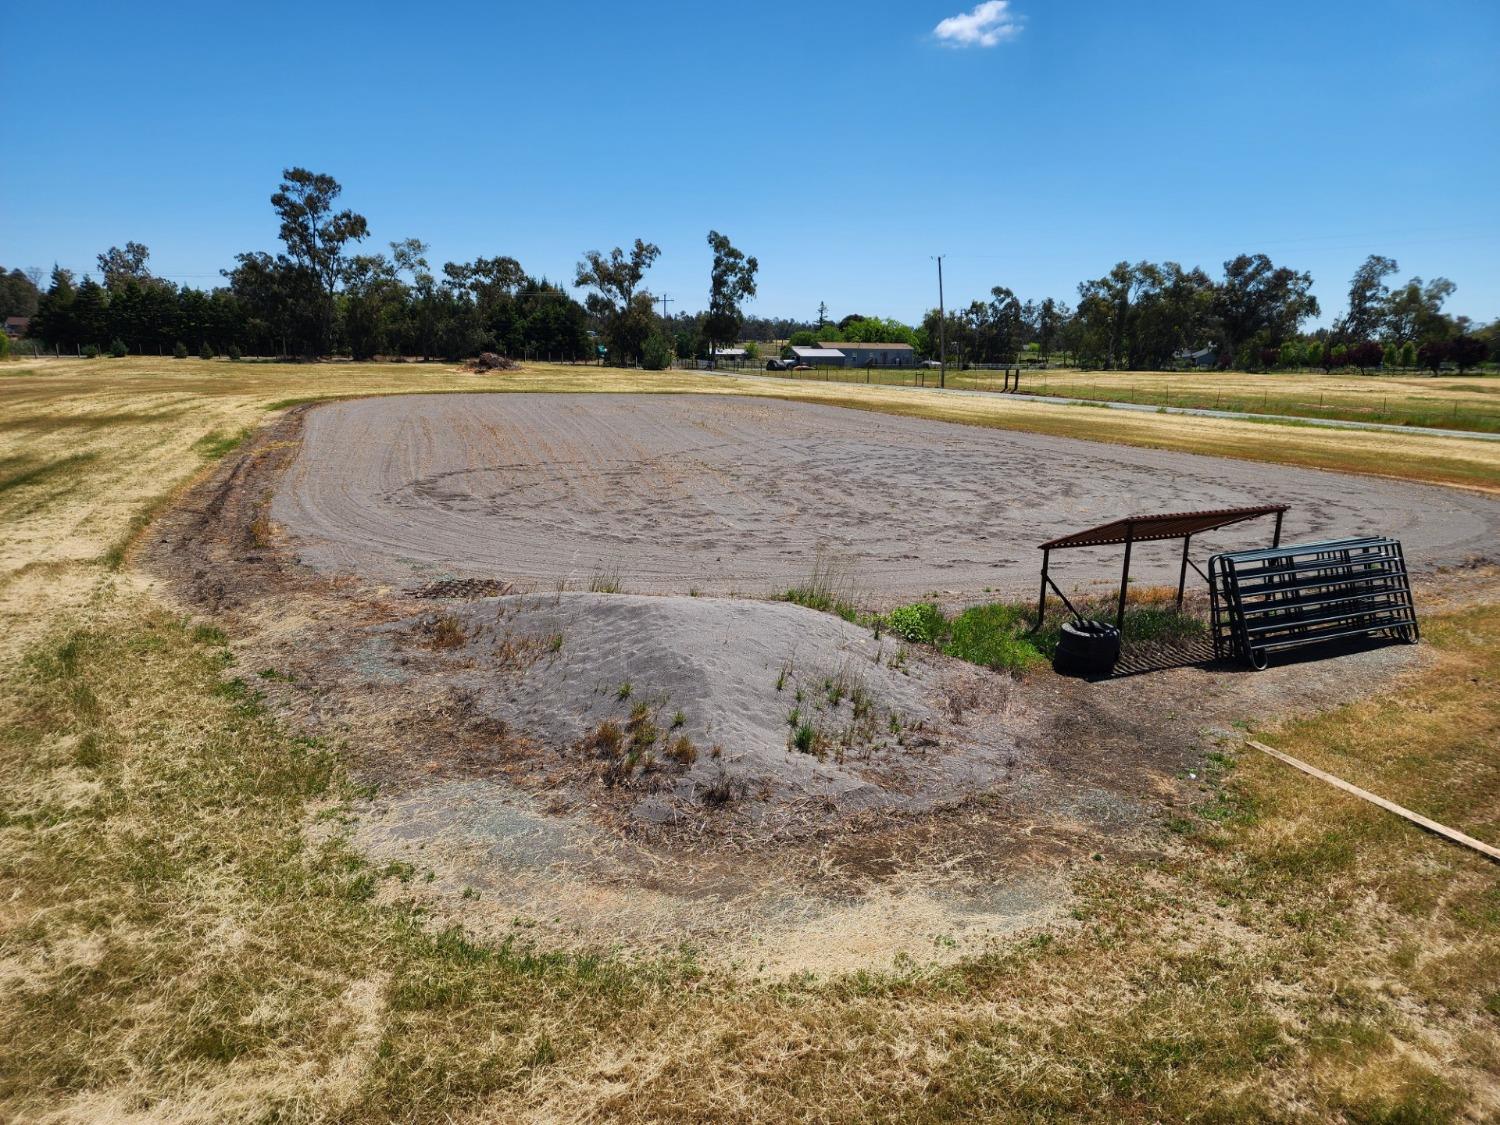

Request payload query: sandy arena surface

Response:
[272,393,1500,599]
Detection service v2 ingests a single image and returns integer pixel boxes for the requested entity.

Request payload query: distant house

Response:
[711,348,747,360]
[819,341,915,367]
[790,346,847,366]
[1174,346,1217,368]
[4,316,30,339]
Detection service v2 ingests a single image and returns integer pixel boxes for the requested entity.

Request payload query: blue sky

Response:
[2,0,1496,327]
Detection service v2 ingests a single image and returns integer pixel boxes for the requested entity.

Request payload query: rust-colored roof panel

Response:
[1039,504,1288,550]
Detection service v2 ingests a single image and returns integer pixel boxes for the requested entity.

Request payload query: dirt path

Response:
[271,393,1500,602]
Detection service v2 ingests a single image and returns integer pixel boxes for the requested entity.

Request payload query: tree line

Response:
[6,169,761,368]
[911,256,1493,373]
[3,167,1495,373]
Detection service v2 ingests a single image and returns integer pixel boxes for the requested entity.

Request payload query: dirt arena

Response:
[272,393,1500,599]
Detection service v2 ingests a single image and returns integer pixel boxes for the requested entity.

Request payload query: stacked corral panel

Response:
[1210,537,1419,670]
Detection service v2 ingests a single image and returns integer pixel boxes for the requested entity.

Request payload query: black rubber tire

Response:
[1054,619,1122,675]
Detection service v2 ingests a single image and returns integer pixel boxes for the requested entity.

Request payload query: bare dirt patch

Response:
[143,395,1477,971]
[270,393,1500,602]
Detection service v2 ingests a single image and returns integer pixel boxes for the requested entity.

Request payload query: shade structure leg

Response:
[1176,534,1192,611]
[1036,549,1050,631]
[1117,526,1134,631]
[1273,510,1284,547]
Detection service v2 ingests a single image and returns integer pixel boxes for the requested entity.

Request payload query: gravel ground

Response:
[272,393,1500,601]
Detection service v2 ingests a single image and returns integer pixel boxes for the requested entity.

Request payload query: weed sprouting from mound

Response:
[588,567,623,594]
[785,549,863,622]
[791,721,819,756]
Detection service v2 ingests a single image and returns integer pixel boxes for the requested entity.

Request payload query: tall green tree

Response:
[1211,254,1318,364]
[1025,297,1069,358]
[840,315,917,346]
[703,231,758,366]
[1335,254,1397,344]
[574,239,660,364]
[390,238,437,358]
[1382,276,1455,346]
[341,254,404,360]
[1075,262,1156,369]
[0,267,41,319]
[223,251,321,356]
[96,242,152,289]
[270,168,369,354]
[72,277,110,347]
[30,267,79,351]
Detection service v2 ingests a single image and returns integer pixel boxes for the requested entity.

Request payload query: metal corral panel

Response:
[1210,537,1419,669]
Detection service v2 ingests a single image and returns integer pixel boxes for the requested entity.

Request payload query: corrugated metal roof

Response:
[820,341,913,350]
[791,347,846,358]
[1039,505,1288,550]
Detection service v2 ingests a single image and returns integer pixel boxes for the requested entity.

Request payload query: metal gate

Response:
[1210,537,1419,670]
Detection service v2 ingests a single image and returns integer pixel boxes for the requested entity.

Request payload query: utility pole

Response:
[655,293,673,321]
[935,255,947,389]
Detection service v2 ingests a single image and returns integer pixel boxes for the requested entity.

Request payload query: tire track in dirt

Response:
[271,393,1500,600]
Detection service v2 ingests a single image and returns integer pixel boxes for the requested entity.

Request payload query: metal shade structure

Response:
[1036,504,1289,631]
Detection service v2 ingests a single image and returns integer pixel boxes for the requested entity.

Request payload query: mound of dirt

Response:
[464,352,519,372]
[362,592,1028,831]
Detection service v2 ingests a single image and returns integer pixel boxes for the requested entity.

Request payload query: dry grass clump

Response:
[664,734,697,766]
[489,629,563,672]
[421,611,468,650]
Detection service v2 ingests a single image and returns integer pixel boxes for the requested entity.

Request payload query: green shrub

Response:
[81,343,100,359]
[641,332,674,371]
[943,602,1044,673]
[172,341,189,360]
[109,338,128,358]
[884,602,946,644]
[199,342,215,360]
[0,333,8,360]
[227,344,243,361]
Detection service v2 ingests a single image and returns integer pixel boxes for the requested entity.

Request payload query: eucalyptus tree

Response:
[1335,254,1397,345]
[703,230,758,366]
[1211,254,1318,365]
[96,242,153,289]
[1383,276,1455,346]
[574,238,660,363]
[270,167,369,353]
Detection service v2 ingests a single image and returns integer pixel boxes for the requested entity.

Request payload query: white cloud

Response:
[933,0,1022,47]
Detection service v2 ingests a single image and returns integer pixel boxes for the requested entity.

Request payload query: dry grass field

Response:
[763,363,1500,434]
[2,355,1498,1121]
